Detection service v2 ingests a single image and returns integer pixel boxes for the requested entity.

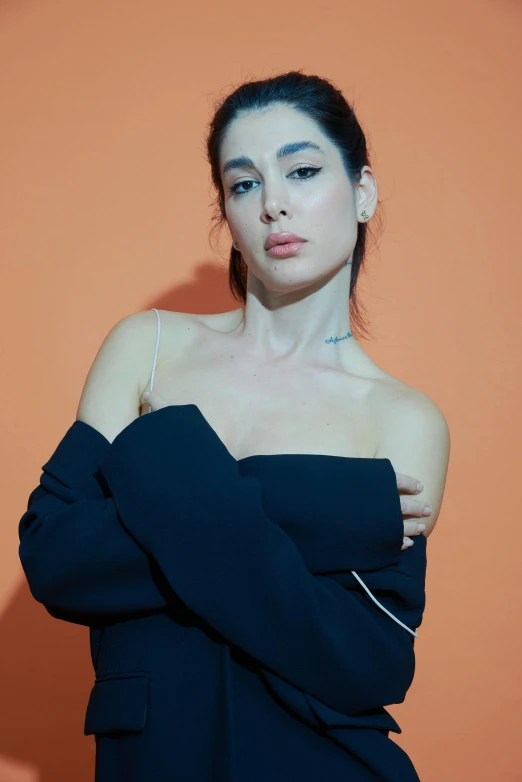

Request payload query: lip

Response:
[267,241,306,258]
[264,232,307,250]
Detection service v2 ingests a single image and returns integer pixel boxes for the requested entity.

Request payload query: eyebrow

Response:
[222,140,326,176]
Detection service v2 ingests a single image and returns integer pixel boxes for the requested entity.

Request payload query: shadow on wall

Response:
[4,259,240,782]
[0,584,95,782]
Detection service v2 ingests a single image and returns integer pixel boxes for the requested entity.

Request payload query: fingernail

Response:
[144,391,150,399]
[416,482,424,491]
[417,524,426,532]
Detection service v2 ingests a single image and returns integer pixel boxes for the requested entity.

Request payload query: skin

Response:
[142,391,429,552]
[140,103,432,549]
[220,102,376,366]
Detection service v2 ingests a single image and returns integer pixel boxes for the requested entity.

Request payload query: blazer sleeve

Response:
[18,409,405,624]
[95,405,426,717]
[18,419,170,625]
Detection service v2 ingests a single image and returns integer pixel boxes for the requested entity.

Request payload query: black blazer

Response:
[18,404,427,782]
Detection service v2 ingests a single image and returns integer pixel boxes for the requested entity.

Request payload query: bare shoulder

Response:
[374,375,449,426]
[133,309,204,394]
[374,377,451,538]
[130,307,241,397]
[75,308,195,444]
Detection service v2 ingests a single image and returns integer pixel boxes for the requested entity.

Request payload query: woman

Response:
[19,71,450,781]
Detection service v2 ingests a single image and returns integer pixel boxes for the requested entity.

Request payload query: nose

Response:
[260,177,293,223]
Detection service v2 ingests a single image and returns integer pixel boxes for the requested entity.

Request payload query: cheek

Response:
[305,200,357,265]
[304,188,355,238]
[226,201,253,236]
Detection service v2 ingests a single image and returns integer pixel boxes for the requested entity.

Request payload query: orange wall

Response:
[1,1,521,780]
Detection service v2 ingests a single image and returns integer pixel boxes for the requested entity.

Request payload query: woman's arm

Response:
[18,312,171,625]
[94,404,426,718]
[19,408,424,720]
[18,420,170,624]
[18,313,427,719]
[18,408,416,624]
[18,405,426,734]
[374,387,451,539]
[18,312,410,627]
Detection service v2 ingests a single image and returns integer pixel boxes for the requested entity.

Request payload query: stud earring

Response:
[361,210,369,220]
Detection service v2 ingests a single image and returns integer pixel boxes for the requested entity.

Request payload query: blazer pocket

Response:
[84,671,150,736]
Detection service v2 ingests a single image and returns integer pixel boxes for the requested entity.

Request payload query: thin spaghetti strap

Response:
[147,308,161,413]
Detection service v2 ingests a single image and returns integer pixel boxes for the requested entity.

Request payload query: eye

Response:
[228,166,322,197]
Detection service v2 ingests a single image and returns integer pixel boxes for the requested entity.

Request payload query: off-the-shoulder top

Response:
[18,307,427,781]
[146,307,420,638]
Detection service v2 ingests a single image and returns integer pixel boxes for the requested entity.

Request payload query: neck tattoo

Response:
[325,330,353,344]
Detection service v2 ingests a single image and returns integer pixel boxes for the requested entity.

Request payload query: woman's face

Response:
[220,103,376,295]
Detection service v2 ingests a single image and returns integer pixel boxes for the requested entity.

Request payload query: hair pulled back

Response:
[205,70,384,341]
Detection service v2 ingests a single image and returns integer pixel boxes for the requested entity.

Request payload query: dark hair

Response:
[205,70,384,342]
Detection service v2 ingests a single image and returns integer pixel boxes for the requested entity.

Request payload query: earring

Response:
[361,210,369,220]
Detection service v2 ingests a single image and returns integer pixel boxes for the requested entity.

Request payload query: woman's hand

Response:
[396,471,431,550]
[142,391,430,551]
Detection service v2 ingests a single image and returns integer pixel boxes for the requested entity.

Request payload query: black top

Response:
[18,403,427,781]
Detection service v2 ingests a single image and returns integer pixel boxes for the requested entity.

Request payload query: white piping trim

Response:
[351,570,418,637]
